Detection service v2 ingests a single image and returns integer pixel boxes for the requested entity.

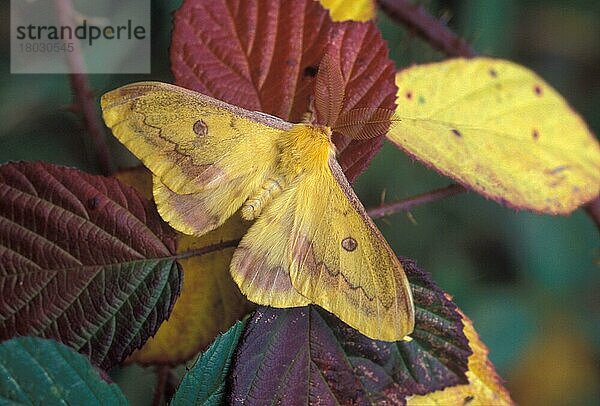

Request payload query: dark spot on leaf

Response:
[87,196,99,210]
[341,237,357,252]
[532,129,539,140]
[451,129,462,137]
[489,68,497,78]
[534,84,543,96]
[193,119,208,136]
[418,95,426,104]
[285,58,297,66]
[463,395,475,405]
[405,91,413,100]
[304,65,318,77]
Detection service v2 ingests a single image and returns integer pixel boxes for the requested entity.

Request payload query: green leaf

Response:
[0,336,127,405]
[0,162,181,370]
[172,321,246,406]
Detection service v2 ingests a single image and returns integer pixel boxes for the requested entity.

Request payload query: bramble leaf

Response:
[0,337,127,405]
[0,162,181,369]
[170,0,396,182]
[388,58,600,214]
[171,321,246,405]
[228,259,471,404]
[407,313,514,405]
[117,168,253,366]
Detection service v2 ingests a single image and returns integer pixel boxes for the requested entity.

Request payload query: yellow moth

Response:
[101,58,414,342]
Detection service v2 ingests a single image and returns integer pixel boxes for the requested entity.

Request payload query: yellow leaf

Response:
[408,312,514,405]
[116,168,253,365]
[388,58,600,214]
[319,0,375,22]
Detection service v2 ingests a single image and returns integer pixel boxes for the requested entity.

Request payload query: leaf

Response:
[388,57,600,214]
[171,321,246,406]
[228,259,471,404]
[407,313,513,405]
[170,0,396,182]
[320,0,376,22]
[117,168,254,366]
[0,162,181,370]
[0,336,127,405]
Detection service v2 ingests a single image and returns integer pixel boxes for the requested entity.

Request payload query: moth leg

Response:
[241,176,286,220]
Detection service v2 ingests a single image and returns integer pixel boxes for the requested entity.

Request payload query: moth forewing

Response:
[329,157,415,339]
[101,81,290,237]
[288,156,415,341]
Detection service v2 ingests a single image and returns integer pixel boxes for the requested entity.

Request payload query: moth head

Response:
[288,123,333,146]
[284,124,335,171]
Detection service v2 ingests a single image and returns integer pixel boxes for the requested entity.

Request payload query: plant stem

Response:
[367,184,466,219]
[68,74,113,175]
[176,239,241,260]
[54,0,113,175]
[377,0,476,58]
[585,197,600,231]
[152,365,177,406]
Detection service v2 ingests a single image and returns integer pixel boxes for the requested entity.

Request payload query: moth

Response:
[101,55,414,342]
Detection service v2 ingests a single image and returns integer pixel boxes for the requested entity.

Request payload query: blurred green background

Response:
[1,1,598,404]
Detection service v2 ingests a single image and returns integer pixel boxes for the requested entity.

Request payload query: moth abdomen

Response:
[241,176,286,220]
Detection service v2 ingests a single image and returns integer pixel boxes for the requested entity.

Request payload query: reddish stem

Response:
[176,239,241,261]
[68,75,113,175]
[584,197,600,231]
[54,0,113,175]
[377,0,476,58]
[152,365,172,406]
[367,184,466,219]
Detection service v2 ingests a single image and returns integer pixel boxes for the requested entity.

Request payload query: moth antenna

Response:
[314,51,345,127]
[333,107,396,140]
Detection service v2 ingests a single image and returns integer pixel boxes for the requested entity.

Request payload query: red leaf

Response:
[171,0,396,182]
[0,162,181,369]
